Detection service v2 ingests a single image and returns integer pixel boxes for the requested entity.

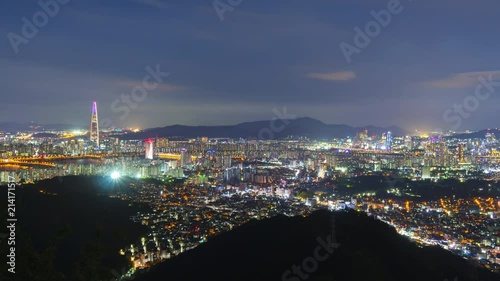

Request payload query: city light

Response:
[5,1,500,279]
[111,171,121,180]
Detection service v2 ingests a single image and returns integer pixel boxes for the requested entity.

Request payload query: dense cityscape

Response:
[1,102,500,278]
[4,1,500,280]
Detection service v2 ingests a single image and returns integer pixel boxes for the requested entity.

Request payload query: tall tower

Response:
[145,139,154,160]
[90,101,99,148]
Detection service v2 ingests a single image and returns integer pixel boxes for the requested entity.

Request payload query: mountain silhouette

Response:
[119,117,407,140]
[448,129,499,139]
[0,122,80,132]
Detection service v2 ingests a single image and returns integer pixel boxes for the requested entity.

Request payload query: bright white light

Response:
[136,173,141,179]
[111,171,121,180]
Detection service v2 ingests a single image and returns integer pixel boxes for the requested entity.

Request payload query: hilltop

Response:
[135,209,498,281]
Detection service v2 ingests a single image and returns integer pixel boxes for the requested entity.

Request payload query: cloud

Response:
[132,0,166,8]
[425,71,500,88]
[307,71,356,81]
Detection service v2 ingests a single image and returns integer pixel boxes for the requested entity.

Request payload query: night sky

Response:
[2,0,500,131]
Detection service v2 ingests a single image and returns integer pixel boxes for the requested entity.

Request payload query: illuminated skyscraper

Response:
[90,101,99,148]
[145,139,154,160]
[180,148,190,166]
[386,131,392,150]
[458,143,465,163]
[156,138,169,152]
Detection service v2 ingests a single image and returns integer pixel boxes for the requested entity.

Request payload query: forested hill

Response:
[135,209,499,281]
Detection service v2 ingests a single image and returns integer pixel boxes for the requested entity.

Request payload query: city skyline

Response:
[0,99,499,133]
[4,1,500,280]
[2,1,500,131]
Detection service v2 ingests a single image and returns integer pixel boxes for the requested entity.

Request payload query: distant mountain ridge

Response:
[2,120,498,140]
[119,117,408,140]
[448,128,500,139]
[0,122,82,132]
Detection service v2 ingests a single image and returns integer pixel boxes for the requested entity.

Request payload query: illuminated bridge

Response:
[0,160,57,168]
[157,153,198,161]
[7,152,143,162]
[2,152,144,168]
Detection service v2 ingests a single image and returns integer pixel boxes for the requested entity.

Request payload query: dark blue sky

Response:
[2,0,500,131]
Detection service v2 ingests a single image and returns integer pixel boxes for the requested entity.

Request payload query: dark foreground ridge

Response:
[0,176,149,281]
[135,210,499,281]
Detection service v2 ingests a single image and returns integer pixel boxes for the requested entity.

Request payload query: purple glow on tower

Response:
[90,101,99,148]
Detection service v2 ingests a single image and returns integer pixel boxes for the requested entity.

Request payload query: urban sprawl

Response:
[1,122,500,276]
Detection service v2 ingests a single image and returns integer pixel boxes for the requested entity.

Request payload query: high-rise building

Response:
[90,101,100,148]
[422,166,431,179]
[156,138,169,151]
[458,143,465,163]
[145,139,155,160]
[180,148,190,166]
[221,155,232,168]
[386,131,392,150]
